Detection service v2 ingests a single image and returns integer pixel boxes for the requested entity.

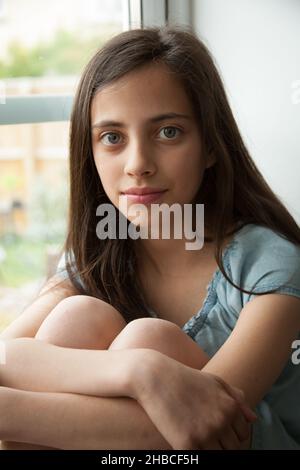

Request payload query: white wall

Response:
[192,0,300,222]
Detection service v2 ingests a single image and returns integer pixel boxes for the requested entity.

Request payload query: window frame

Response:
[0,0,192,126]
[0,0,6,18]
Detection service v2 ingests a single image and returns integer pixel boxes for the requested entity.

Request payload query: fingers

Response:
[215,377,257,423]
[232,412,251,442]
[219,426,241,450]
[231,389,257,423]
[202,440,223,450]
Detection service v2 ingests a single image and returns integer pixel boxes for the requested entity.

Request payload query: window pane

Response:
[0,0,126,332]
[0,0,124,87]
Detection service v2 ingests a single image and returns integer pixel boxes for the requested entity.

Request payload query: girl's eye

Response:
[100,132,122,145]
[99,126,182,146]
[158,127,182,140]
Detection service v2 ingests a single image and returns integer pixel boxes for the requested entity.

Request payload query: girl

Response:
[1,25,300,450]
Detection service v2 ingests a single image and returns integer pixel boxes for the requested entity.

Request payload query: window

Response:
[0,0,126,331]
[0,0,6,19]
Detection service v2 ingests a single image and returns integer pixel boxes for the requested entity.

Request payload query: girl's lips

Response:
[121,190,167,204]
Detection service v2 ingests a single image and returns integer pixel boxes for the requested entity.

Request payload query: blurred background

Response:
[0,0,299,332]
[0,0,125,331]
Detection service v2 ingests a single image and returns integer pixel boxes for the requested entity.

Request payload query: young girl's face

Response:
[91,62,214,226]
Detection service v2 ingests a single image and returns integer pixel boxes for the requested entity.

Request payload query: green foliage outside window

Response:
[0,25,119,78]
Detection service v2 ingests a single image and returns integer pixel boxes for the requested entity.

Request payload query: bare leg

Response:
[3,297,209,449]
[109,317,209,368]
[35,295,127,349]
[36,296,209,368]
[2,295,126,450]
[1,441,55,450]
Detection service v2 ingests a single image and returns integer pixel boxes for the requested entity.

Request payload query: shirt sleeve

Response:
[227,225,300,307]
[55,252,68,279]
[55,250,85,289]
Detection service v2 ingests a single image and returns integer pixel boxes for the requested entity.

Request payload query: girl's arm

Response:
[134,293,299,449]
[0,339,254,450]
[0,386,170,449]
[0,338,144,398]
[201,293,300,407]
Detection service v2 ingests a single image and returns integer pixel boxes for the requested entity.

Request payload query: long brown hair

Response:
[49,25,300,323]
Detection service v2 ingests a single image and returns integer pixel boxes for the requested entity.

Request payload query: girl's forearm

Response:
[0,386,170,450]
[0,338,144,398]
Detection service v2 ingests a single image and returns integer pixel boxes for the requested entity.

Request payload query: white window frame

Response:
[0,0,191,126]
[128,0,191,29]
[0,0,6,18]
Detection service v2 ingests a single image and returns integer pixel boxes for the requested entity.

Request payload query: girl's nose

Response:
[123,141,156,177]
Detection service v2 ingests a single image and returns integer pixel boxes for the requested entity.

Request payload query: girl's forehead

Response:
[91,63,193,117]
[101,62,178,88]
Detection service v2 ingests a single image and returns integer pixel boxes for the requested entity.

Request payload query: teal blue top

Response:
[56,223,300,449]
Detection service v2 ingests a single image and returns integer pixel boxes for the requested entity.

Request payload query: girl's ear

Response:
[205,152,216,169]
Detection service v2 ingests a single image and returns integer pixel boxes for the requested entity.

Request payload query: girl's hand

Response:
[132,351,257,450]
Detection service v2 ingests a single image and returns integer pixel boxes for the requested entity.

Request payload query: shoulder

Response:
[231,223,300,263]
[231,223,300,261]
[224,223,300,302]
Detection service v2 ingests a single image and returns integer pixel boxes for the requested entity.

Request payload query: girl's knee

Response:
[36,295,126,349]
[109,317,180,351]
[109,317,209,369]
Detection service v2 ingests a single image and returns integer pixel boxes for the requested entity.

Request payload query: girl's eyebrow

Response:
[91,112,192,130]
